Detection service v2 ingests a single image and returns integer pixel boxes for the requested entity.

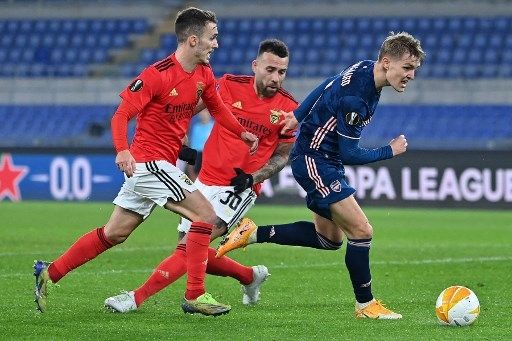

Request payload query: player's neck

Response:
[253,82,263,99]
[175,47,199,73]
[373,62,388,91]
[253,81,271,99]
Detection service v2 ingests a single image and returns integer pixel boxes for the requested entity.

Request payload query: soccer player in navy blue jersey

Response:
[217,32,425,319]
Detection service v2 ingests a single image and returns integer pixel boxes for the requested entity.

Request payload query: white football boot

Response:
[104,291,137,313]
[242,265,270,305]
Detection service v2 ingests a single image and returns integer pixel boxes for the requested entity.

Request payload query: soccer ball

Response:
[435,285,480,326]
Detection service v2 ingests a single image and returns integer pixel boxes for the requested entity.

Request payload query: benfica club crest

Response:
[196,82,205,100]
[270,109,281,124]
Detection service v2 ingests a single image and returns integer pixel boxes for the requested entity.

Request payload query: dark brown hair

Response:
[175,7,217,43]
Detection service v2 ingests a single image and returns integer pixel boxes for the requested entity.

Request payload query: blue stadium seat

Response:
[230,49,245,64]
[360,34,374,48]
[112,34,129,48]
[133,19,149,33]
[488,35,504,49]
[416,17,431,32]
[104,20,117,32]
[62,20,75,33]
[305,49,321,64]
[253,18,267,33]
[371,18,387,32]
[281,18,295,33]
[89,19,104,33]
[325,18,340,34]
[340,18,356,32]
[439,35,454,48]
[356,17,371,32]
[238,19,252,32]
[221,18,237,31]
[386,17,402,31]
[6,20,19,33]
[473,34,488,49]
[311,18,325,32]
[432,18,448,31]
[0,16,509,79]
[19,20,33,33]
[212,49,229,65]
[267,18,280,32]
[296,19,312,32]
[478,18,493,32]
[467,50,483,64]
[483,50,499,64]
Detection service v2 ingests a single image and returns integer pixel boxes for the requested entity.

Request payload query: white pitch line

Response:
[2,256,511,279]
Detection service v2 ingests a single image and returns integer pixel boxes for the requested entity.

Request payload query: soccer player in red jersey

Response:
[33,7,258,317]
[103,39,298,312]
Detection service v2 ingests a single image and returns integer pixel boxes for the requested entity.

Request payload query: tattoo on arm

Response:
[252,142,293,184]
[194,99,206,114]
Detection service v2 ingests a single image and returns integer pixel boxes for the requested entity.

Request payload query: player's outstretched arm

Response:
[252,142,293,184]
[229,142,292,194]
[338,134,393,165]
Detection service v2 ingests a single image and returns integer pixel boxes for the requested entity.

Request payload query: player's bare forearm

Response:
[194,99,206,114]
[252,142,293,183]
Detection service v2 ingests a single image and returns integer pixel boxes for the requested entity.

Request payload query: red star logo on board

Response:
[0,154,28,201]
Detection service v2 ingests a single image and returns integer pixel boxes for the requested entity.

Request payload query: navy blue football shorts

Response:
[291,154,355,220]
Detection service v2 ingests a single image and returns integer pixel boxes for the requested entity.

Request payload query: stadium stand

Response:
[0,18,150,77]
[1,16,511,78]
[0,104,509,150]
[0,1,510,151]
[0,105,123,147]
[122,16,512,78]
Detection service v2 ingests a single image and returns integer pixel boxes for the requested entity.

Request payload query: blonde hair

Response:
[378,31,425,62]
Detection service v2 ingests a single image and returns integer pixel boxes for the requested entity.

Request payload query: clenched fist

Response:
[389,134,408,156]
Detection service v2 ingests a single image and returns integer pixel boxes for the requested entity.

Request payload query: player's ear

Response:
[382,56,390,71]
[188,35,198,47]
[251,60,258,73]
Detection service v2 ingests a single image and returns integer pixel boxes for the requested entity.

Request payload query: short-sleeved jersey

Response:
[119,53,218,164]
[199,74,298,190]
[293,60,381,164]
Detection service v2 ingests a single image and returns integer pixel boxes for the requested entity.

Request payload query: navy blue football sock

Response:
[345,238,373,303]
[256,221,342,250]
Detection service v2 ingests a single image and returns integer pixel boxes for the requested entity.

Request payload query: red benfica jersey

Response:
[119,54,222,164]
[199,75,298,192]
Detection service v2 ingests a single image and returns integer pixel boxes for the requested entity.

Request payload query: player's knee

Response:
[210,223,227,241]
[104,224,133,245]
[103,229,130,245]
[194,209,218,225]
[349,221,373,239]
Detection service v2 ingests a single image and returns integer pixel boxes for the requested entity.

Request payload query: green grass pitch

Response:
[1,202,511,340]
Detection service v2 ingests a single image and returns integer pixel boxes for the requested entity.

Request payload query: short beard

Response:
[257,82,278,98]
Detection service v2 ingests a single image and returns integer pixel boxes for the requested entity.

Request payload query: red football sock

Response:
[206,248,254,285]
[185,221,213,300]
[133,245,187,307]
[48,227,114,283]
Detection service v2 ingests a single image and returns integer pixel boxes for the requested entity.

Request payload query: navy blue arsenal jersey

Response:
[292,60,392,166]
